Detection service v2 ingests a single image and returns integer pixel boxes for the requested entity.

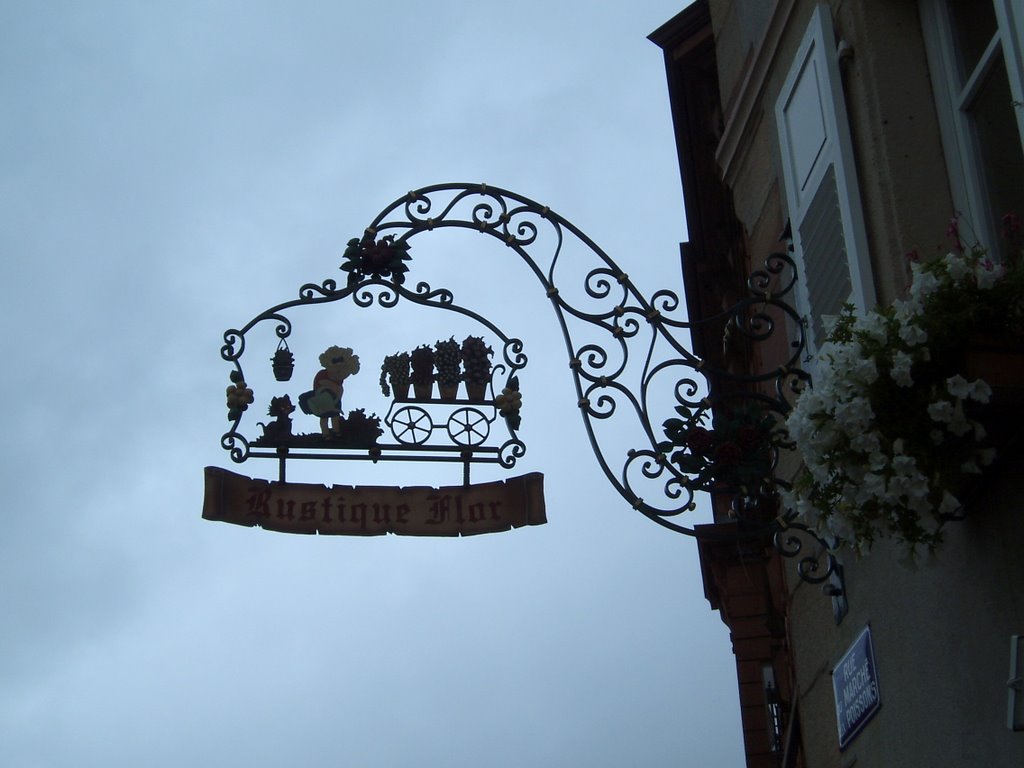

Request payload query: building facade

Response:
[651,2,1024,766]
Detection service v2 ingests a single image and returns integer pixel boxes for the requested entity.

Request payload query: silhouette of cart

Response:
[384,395,496,448]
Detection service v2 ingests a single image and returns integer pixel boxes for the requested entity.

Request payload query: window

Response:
[775,4,874,355]
[920,0,1024,254]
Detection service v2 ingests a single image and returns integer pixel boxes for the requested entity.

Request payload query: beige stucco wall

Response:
[705,1,1024,765]
[789,453,1024,767]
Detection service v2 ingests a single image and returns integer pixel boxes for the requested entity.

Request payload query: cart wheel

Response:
[447,407,490,446]
[392,406,433,444]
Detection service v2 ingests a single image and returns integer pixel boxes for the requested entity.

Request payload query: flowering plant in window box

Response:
[783,218,1023,554]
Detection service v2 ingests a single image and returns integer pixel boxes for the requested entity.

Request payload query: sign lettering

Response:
[833,625,881,749]
[203,467,546,536]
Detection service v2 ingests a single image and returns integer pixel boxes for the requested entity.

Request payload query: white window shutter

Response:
[775,3,875,353]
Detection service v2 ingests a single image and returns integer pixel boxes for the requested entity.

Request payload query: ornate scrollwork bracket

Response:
[217,182,844,602]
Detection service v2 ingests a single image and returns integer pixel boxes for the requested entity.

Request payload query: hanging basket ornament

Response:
[272,340,295,382]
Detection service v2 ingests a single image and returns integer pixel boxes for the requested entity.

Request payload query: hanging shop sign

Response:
[203,467,545,536]
[833,625,882,750]
[208,217,541,537]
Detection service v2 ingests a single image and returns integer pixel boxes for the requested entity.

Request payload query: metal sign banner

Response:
[833,625,881,749]
[203,467,546,536]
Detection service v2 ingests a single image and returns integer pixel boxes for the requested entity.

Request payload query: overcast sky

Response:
[1,1,747,766]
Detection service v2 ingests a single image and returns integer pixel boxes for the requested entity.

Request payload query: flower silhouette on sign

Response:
[340,234,411,286]
[659,402,787,495]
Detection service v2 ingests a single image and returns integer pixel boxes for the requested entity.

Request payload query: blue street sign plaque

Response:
[833,625,881,749]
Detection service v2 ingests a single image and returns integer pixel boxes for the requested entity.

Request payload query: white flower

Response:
[939,492,961,516]
[856,472,887,503]
[816,341,841,364]
[849,357,879,385]
[946,375,972,399]
[834,397,874,435]
[892,298,924,325]
[899,322,928,346]
[824,513,855,542]
[809,461,832,485]
[910,264,941,298]
[890,351,914,386]
[927,400,954,423]
[891,454,917,476]
[857,312,888,343]
[943,251,971,281]
[945,374,991,403]
[851,432,880,455]
[975,260,1005,289]
[970,379,992,404]
[783,492,820,525]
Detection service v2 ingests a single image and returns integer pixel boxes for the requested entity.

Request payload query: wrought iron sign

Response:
[219,241,527,484]
[207,182,840,589]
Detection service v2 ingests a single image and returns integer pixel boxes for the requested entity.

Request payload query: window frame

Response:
[919,0,1024,250]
